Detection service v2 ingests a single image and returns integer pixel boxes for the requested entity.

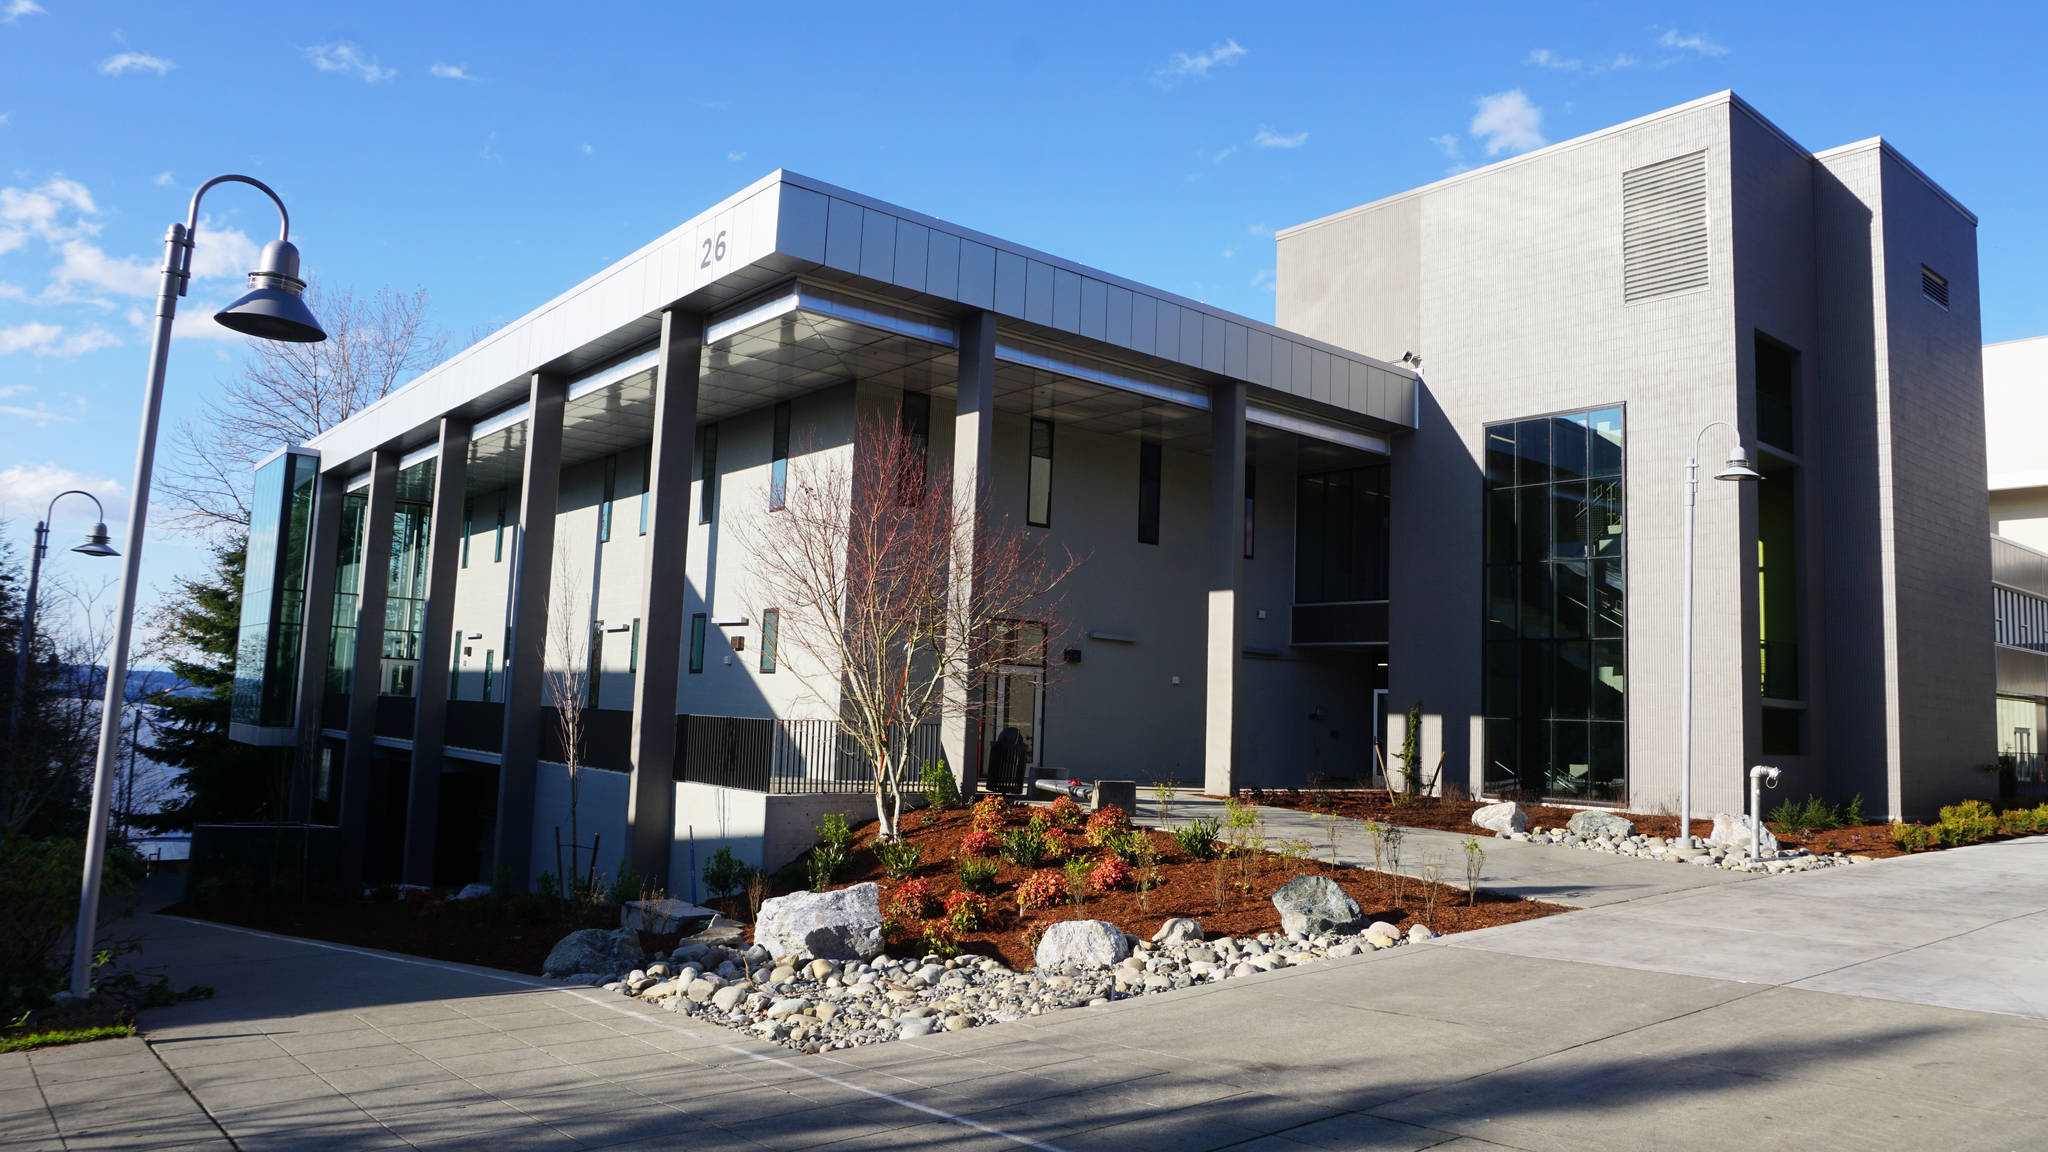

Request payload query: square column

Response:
[288,468,343,823]
[493,372,566,886]
[402,417,471,885]
[341,447,399,885]
[943,311,997,794]
[627,310,701,886]
[1204,381,1247,797]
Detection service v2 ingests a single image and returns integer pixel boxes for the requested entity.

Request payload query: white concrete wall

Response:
[528,760,630,889]
[667,782,877,899]
[1985,336,2048,549]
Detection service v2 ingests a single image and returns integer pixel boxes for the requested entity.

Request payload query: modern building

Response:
[230,91,1995,896]
[1983,335,2048,785]
[1277,90,1990,824]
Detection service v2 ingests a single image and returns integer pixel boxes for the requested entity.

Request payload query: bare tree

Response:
[161,283,447,532]
[545,554,592,891]
[737,409,1083,841]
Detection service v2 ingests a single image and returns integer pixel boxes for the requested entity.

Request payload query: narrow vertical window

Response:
[493,494,506,563]
[629,618,641,673]
[1137,441,1162,545]
[699,423,719,525]
[899,393,931,501]
[482,650,495,702]
[689,613,707,673]
[461,498,472,568]
[598,455,616,543]
[1244,462,1256,560]
[450,640,461,697]
[587,625,603,708]
[1028,418,1053,528]
[638,449,651,536]
[769,401,791,511]
[759,608,779,674]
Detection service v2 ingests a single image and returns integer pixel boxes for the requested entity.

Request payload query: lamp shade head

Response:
[1714,446,1764,482]
[214,239,326,343]
[73,523,119,558]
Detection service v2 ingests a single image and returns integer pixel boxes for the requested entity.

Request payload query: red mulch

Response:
[1251,788,1912,857]
[772,804,1568,970]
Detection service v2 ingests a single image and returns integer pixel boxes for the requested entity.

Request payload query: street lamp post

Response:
[68,175,325,998]
[6,491,118,756]
[1678,421,1762,851]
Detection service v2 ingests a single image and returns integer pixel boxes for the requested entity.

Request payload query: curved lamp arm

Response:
[172,174,292,299]
[1691,419,1736,463]
[43,488,109,525]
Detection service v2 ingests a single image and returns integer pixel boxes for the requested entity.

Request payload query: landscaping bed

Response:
[167,892,619,974]
[768,797,1567,970]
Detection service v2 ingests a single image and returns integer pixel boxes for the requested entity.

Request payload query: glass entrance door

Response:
[983,667,1043,794]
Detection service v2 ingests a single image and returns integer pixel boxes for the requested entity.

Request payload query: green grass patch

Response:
[0,1023,135,1053]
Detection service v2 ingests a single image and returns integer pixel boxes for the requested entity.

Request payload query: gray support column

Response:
[627,311,702,885]
[943,311,998,794]
[402,418,471,885]
[340,448,399,885]
[288,468,344,823]
[1203,381,1248,797]
[493,372,566,887]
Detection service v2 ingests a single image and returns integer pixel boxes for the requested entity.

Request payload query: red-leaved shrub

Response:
[1089,854,1133,892]
[1014,869,1062,911]
[888,878,938,920]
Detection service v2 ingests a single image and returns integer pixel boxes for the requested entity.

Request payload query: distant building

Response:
[1984,335,2048,787]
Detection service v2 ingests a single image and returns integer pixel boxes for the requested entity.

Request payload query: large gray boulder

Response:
[1471,801,1527,836]
[542,928,643,979]
[1033,920,1131,969]
[1150,917,1204,945]
[754,883,885,962]
[1708,813,1780,856]
[1272,874,1363,937]
[1566,810,1635,840]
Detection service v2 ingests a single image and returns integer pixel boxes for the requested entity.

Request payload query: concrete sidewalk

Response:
[6,839,2045,1150]
[1136,794,1758,908]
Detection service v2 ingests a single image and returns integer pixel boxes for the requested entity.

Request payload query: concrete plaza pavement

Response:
[6,835,2046,1150]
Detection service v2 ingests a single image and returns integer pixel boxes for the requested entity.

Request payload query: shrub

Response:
[702,846,754,900]
[1892,822,1933,853]
[919,761,962,809]
[1088,854,1133,892]
[1173,816,1223,860]
[806,842,846,890]
[1039,828,1069,864]
[1062,858,1092,908]
[1015,868,1062,912]
[888,878,939,920]
[943,890,995,932]
[0,838,138,1016]
[1047,795,1084,829]
[1000,826,1049,868]
[970,795,1009,831]
[959,827,1002,857]
[873,838,923,880]
[922,921,959,960]
[1094,828,1141,864]
[817,813,856,854]
[956,855,1000,895]
[1844,793,1866,826]
[1085,805,1132,845]
[1937,800,1998,846]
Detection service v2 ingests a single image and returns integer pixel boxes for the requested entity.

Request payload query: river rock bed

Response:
[1501,824,1873,872]
[560,919,1433,1054]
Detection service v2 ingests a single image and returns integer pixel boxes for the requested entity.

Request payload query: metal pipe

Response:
[1748,764,1781,863]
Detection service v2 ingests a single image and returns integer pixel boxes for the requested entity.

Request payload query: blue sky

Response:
[2,0,2044,627]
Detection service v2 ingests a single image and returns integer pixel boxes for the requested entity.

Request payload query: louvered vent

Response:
[1922,266,1950,308]
[1622,150,1710,304]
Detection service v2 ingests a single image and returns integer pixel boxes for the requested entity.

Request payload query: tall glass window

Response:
[1027,418,1053,528]
[769,401,791,511]
[598,454,616,543]
[232,449,317,728]
[1483,407,1626,802]
[698,424,718,525]
[1137,441,1161,545]
[689,613,708,673]
[759,608,779,674]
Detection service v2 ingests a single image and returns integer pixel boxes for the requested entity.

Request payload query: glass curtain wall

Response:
[1483,408,1626,801]
[231,450,317,727]
[381,461,434,697]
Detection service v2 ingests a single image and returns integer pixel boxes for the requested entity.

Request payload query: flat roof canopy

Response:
[312,171,1416,480]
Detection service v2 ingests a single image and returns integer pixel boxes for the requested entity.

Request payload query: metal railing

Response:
[674,715,946,794]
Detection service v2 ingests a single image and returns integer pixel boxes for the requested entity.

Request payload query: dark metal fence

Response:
[673,715,946,794]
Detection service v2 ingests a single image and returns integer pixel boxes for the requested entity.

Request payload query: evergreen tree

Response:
[138,536,288,831]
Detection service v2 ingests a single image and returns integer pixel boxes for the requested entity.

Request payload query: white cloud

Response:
[2,0,45,23]
[1429,133,1461,159]
[0,322,117,359]
[1251,268,1275,293]
[1246,222,1272,237]
[727,150,746,162]
[1470,90,1546,156]
[428,62,473,80]
[1253,125,1307,149]
[1528,49,1581,70]
[100,52,175,76]
[0,176,99,254]
[1154,39,1246,86]
[0,464,123,525]
[305,42,396,83]
[48,219,258,302]
[1658,29,1727,56]
[153,170,175,187]
[0,281,25,299]
[1528,47,1639,73]
[1210,143,1238,165]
